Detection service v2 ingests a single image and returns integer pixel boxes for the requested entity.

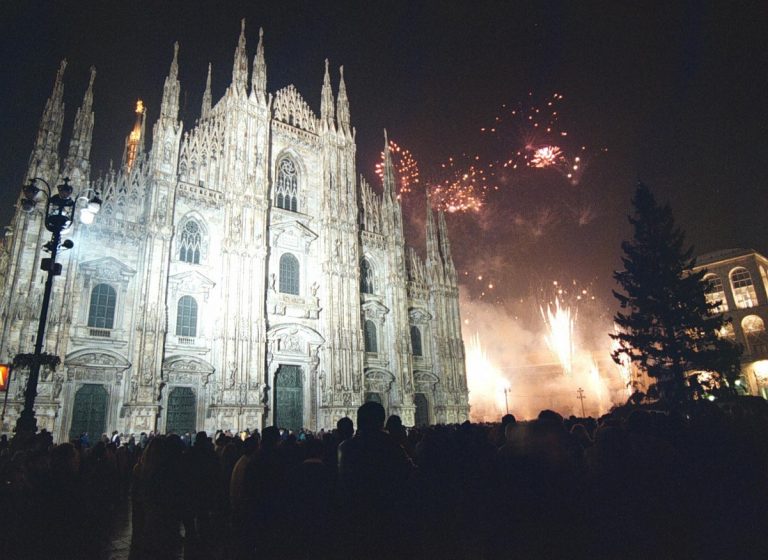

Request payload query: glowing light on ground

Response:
[465,333,509,422]
[541,297,574,376]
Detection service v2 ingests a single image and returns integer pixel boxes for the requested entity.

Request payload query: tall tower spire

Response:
[63,66,96,183]
[382,129,395,202]
[201,63,212,120]
[231,19,249,94]
[251,27,267,101]
[336,65,350,132]
[123,99,146,170]
[320,59,335,128]
[27,59,67,181]
[151,42,183,172]
[437,210,457,282]
[160,42,180,121]
[426,200,440,263]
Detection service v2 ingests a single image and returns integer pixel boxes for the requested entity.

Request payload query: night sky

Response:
[1,1,766,322]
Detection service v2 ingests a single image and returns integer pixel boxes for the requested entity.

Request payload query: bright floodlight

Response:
[79,208,95,224]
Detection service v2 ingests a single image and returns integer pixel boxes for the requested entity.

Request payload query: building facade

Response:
[0,22,469,441]
[694,248,768,397]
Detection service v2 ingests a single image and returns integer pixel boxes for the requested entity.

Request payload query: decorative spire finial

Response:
[251,27,267,100]
[63,65,97,180]
[320,58,335,125]
[159,42,181,121]
[201,63,212,120]
[382,129,395,200]
[231,19,248,93]
[337,65,350,131]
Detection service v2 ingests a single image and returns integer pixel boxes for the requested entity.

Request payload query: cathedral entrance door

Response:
[275,365,303,432]
[365,392,382,404]
[69,384,108,441]
[414,392,430,427]
[166,387,196,435]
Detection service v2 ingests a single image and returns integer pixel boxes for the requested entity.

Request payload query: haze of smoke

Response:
[460,288,627,422]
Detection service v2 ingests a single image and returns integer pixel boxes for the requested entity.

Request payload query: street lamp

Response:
[503,385,510,415]
[14,177,100,435]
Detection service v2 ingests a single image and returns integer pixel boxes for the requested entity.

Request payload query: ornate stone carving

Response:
[273,85,318,133]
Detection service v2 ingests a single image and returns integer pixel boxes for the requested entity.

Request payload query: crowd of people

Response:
[1,398,768,559]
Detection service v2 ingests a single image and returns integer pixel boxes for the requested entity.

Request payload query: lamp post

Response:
[14,177,100,435]
[503,386,510,415]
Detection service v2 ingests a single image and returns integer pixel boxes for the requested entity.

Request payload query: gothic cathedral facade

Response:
[0,22,469,441]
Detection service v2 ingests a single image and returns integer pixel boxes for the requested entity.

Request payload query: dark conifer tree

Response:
[612,183,741,405]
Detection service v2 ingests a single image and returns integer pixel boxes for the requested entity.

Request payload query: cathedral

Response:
[0,21,469,441]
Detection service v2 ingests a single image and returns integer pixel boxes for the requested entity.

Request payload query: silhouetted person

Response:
[239,426,285,559]
[338,401,414,558]
[385,414,412,456]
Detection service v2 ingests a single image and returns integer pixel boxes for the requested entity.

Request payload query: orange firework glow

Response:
[465,333,509,421]
[428,155,490,213]
[375,139,420,197]
[541,297,575,376]
[531,145,564,168]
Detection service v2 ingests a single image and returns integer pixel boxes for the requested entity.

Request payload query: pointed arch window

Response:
[730,267,758,309]
[703,274,728,313]
[179,220,203,264]
[410,326,423,357]
[176,296,198,337]
[279,253,300,295]
[275,158,298,212]
[364,320,378,353]
[88,284,117,329]
[360,258,375,294]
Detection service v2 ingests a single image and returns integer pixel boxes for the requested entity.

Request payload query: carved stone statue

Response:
[260,383,270,405]
[228,361,237,388]
[52,374,63,399]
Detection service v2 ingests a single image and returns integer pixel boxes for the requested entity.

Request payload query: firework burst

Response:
[375,139,421,198]
[483,92,591,185]
[427,154,491,213]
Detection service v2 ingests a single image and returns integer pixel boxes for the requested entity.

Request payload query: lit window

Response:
[742,315,768,355]
[179,220,203,264]
[88,284,116,329]
[360,259,375,294]
[364,320,378,353]
[279,253,300,295]
[730,267,758,309]
[275,158,298,212]
[410,325,422,356]
[176,296,198,337]
[703,274,728,313]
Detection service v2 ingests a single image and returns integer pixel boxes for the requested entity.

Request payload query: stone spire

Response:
[27,59,67,181]
[437,210,457,281]
[251,27,266,101]
[382,129,395,202]
[201,63,212,120]
[160,42,180,121]
[123,99,146,170]
[336,65,350,132]
[63,66,96,181]
[231,19,249,94]
[320,59,335,127]
[426,199,441,264]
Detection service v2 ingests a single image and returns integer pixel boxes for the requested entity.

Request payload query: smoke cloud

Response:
[460,288,628,421]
